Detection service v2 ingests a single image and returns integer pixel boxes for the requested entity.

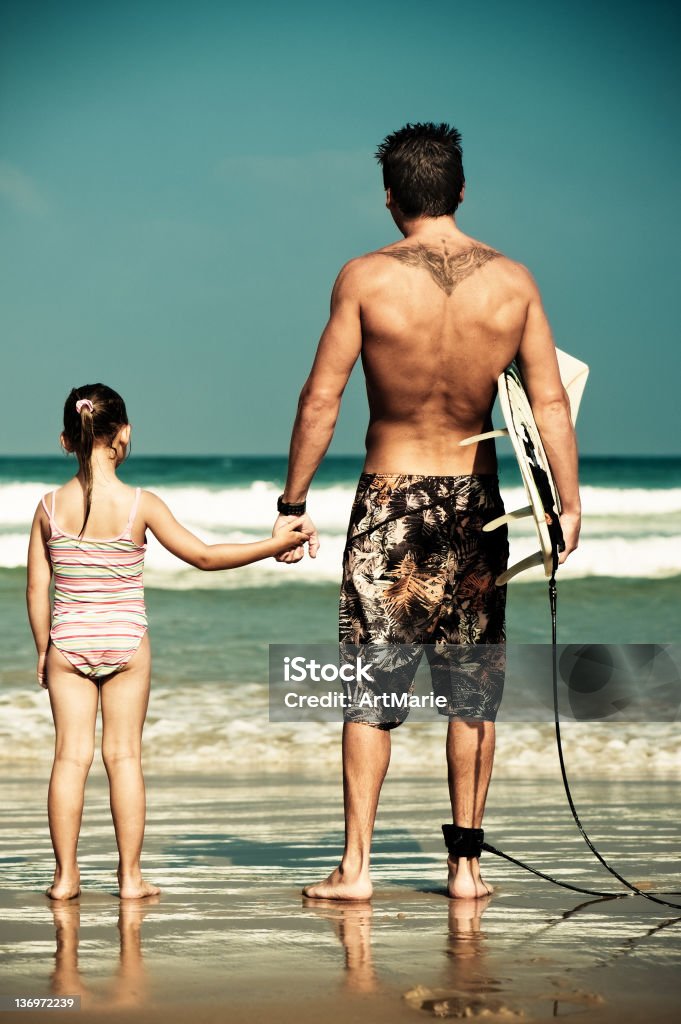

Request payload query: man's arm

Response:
[516,273,581,563]
[274,260,363,562]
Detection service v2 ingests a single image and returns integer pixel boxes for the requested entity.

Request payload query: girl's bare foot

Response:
[303,864,373,901]
[447,856,493,900]
[117,869,160,900]
[46,868,81,901]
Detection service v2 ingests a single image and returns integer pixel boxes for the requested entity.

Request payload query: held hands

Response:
[273,512,320,564]
[271,516,313,560]
[558,510,581,564]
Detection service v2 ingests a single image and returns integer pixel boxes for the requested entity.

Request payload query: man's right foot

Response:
[447,857,493,899]
[302,865,373,901]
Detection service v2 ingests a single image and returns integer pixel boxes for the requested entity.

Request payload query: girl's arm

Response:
[142,493,309,570]
[26,504,53,688]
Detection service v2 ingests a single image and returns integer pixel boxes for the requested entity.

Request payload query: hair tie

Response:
[75,398,94,414]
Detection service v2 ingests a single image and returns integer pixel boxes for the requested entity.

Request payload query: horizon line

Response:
[1,452,681,461]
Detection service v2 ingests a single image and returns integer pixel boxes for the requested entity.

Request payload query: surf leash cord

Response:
[482,556,681,909]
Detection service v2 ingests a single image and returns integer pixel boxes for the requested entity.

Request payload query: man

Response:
[273,123,580,900]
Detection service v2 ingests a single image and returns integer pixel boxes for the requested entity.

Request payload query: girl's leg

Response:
[100,634,159,898]
[46,647,99,899]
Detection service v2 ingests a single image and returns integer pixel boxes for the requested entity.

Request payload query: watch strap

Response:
[277,494,306,516]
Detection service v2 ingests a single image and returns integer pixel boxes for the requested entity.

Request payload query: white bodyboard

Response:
[461,348,589,585]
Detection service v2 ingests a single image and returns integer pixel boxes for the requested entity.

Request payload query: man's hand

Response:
[558,510,581,564]
[273,512,320,563]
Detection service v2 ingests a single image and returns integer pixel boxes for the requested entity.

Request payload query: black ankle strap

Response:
[442,824,484,858]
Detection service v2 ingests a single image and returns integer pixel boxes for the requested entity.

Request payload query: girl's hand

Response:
[37,652,48,689]
[273,512,319,563]
[272,517,311,556]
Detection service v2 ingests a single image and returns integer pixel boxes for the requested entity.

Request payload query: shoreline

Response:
[3,716,680,780]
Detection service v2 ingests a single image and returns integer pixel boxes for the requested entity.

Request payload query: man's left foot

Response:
[303,865,373,901]
[447,856,493,899]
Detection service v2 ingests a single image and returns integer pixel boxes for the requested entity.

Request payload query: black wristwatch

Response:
[277,494,307,516]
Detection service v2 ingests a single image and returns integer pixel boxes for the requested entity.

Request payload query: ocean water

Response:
[1,455,679,776]
[3,454,681,587]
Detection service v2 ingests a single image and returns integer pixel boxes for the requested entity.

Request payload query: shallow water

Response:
[3,571,680,777]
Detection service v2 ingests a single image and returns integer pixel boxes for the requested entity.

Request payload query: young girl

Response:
[26,384,308,901]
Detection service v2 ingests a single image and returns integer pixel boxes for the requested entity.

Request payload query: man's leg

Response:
[440,476,508,899]
[302,722,390,900]
[446,719,495,899]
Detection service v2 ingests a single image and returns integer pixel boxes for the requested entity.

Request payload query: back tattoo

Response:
[384,244,502,296]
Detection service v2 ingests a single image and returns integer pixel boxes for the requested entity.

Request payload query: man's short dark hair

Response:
[375,122,464,218]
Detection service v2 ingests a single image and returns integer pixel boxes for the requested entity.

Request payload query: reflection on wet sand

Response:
[50,898,159,1011]
[302,899,377,994]
[303,894,504,1015]
[301,892,632,1019]
[50,903,87,1003]
[403,896,527,1018]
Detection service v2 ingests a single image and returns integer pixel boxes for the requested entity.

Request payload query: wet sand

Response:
[1,770,680,1022]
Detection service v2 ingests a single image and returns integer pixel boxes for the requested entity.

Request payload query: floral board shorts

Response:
[339,474,509,728]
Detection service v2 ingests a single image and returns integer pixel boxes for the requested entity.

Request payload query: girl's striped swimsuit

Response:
[42,488,147,680]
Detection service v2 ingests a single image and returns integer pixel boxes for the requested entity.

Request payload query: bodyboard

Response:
[461,349,589,585]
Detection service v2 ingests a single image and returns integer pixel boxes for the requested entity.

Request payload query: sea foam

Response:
[1,681,678,777]
[2,479,679,583]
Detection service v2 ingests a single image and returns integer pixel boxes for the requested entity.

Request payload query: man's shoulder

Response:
[336,245,422,283]
[354,238,535,275]
[334,242,539,300]
[331,250,395,297]
[447,235,535,277]
[337,249,392,274]
[461,240,539,296]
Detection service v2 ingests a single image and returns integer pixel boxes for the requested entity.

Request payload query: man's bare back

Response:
[349,224,533,475]
[275,214,578,563]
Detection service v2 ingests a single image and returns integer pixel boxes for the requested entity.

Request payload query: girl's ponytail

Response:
[77,399,96,537]
[62,385,129,537]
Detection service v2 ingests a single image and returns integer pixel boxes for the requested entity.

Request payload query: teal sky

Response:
[1,0,679,456]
